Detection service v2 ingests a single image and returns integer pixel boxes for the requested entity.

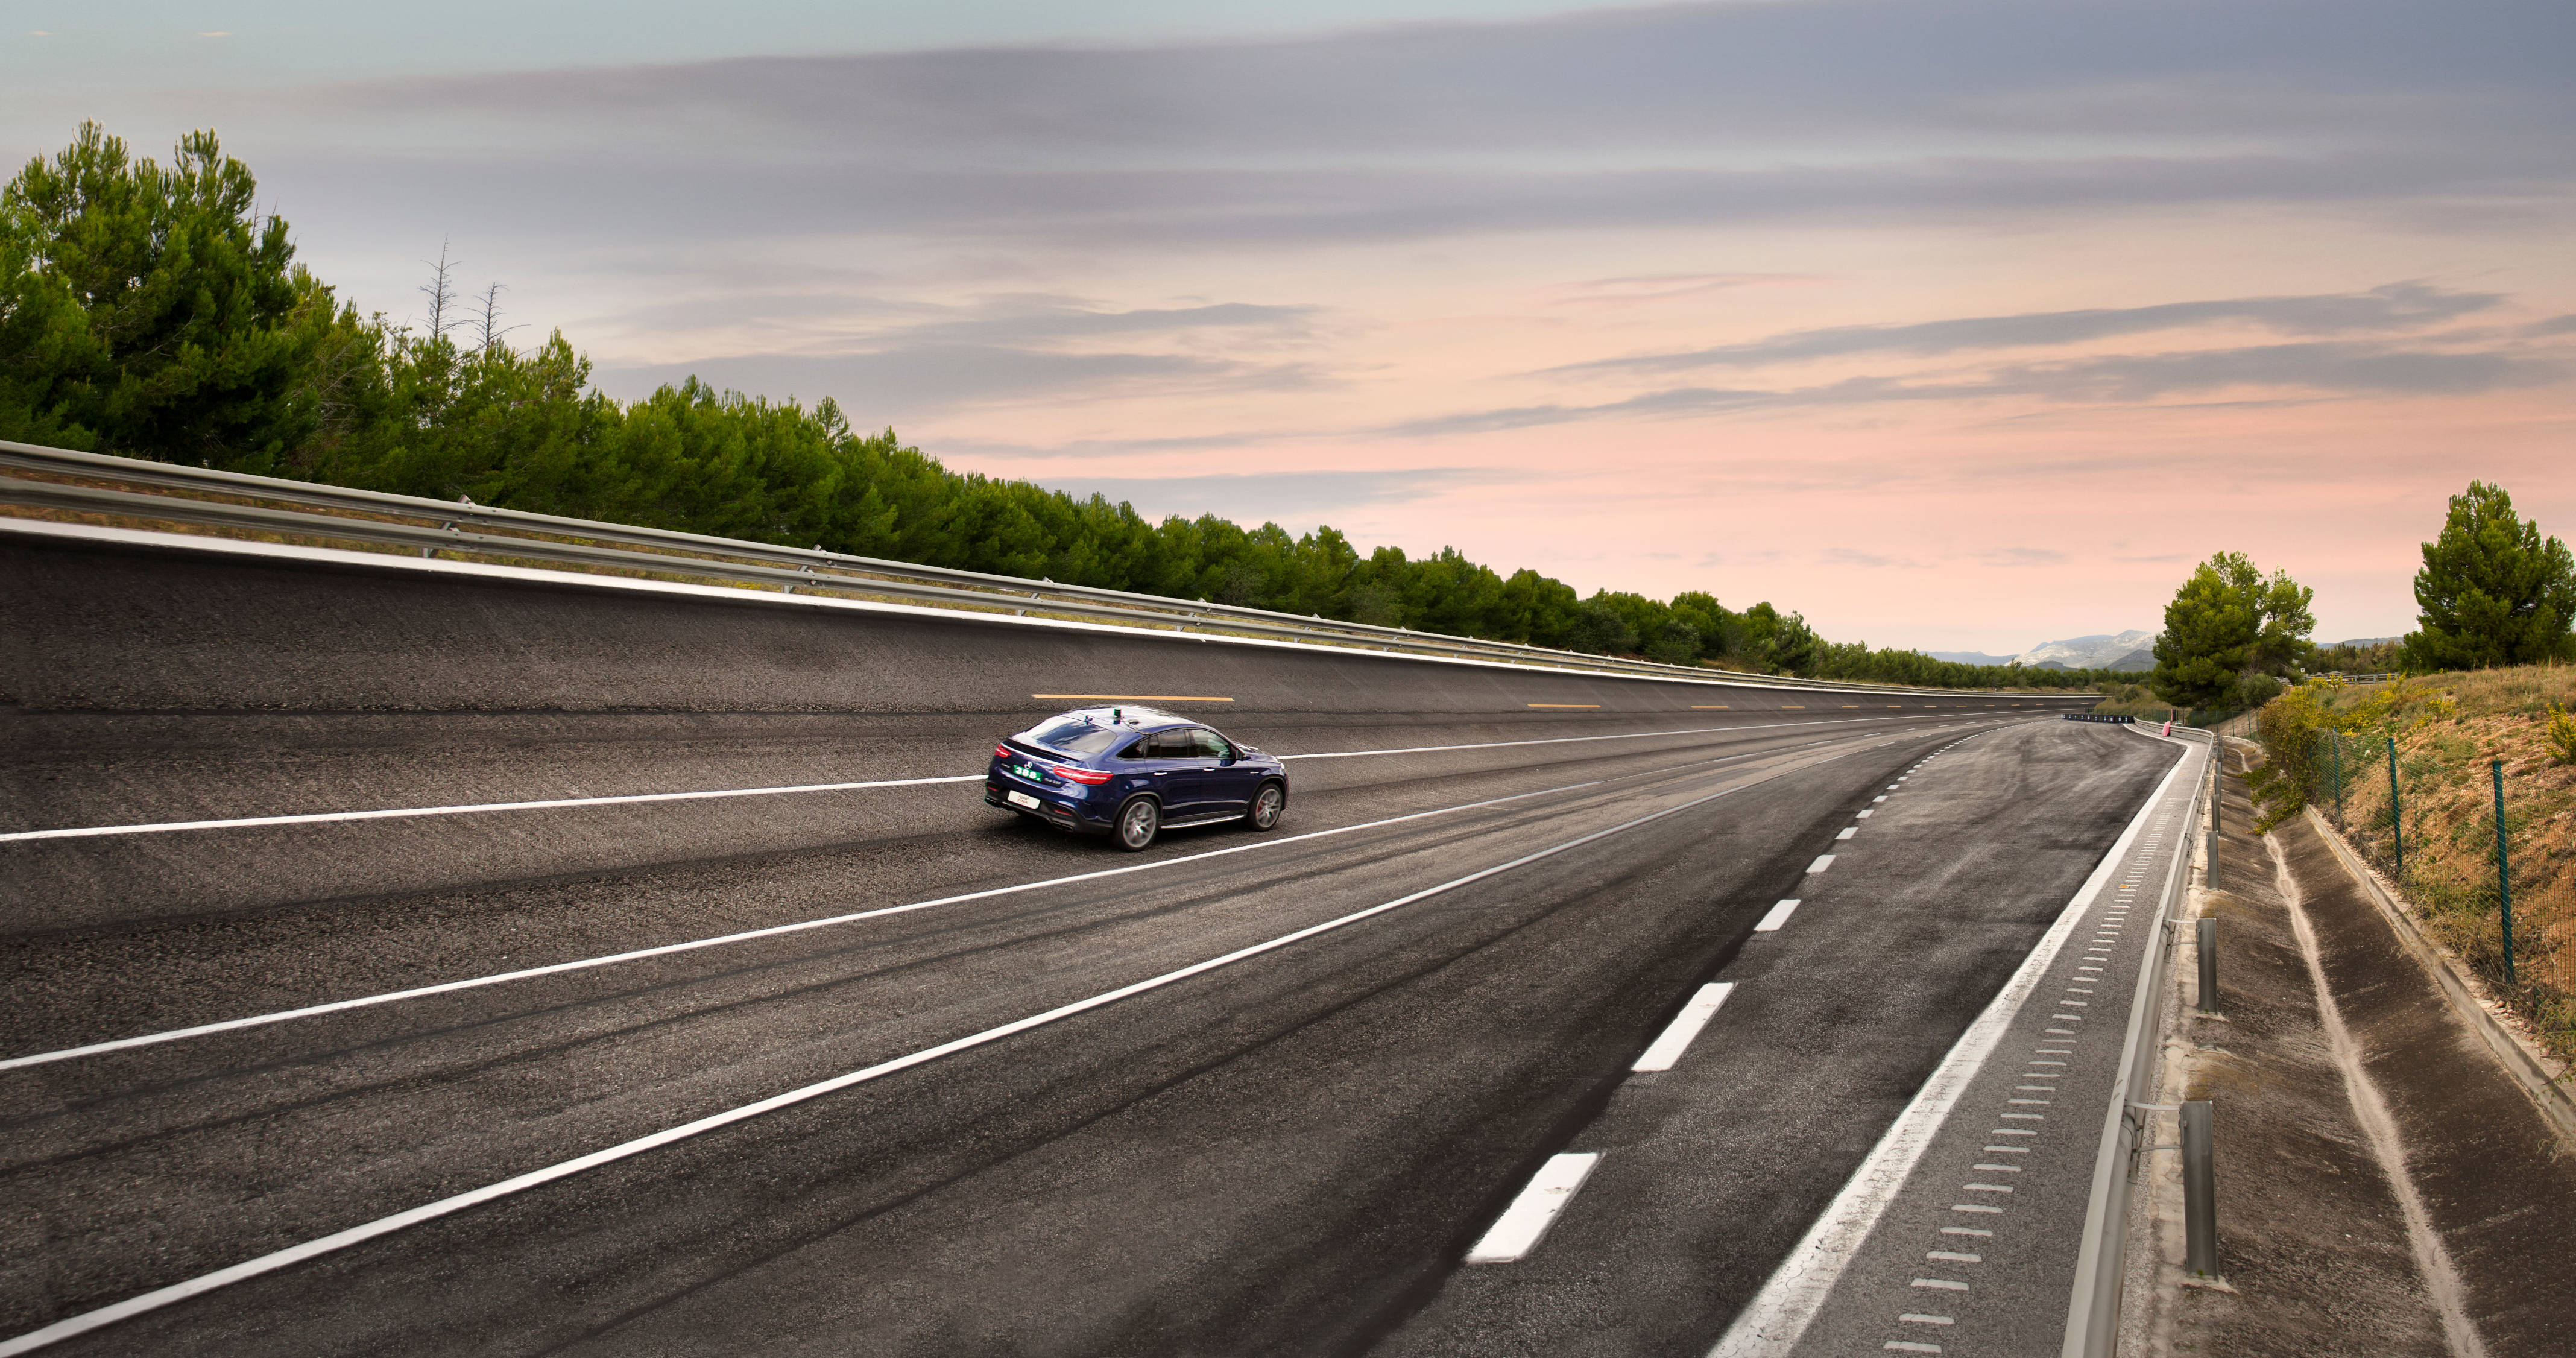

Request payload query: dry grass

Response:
[2311,662,2576,1061]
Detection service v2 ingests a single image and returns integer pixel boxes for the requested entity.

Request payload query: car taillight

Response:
[1059,767,1113,785]
[994,744,1012,760]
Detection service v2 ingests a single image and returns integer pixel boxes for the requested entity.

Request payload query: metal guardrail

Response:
[2063,713,2136,724]
[2063,721,2212,1357]
[0,441,2041,696]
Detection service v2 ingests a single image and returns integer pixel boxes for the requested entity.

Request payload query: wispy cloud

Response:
[1545,282,2503,377]
[1386,340,2561,437]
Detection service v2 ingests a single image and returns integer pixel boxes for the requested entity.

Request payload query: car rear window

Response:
[1024,717,1123,755]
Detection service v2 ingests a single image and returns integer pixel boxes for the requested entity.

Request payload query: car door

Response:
[1184,727,1256,816]
[1130,728,1204,817]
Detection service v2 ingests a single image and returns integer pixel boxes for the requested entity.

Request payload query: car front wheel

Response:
[1245,782,1286,832]
[1114,796,1160,851]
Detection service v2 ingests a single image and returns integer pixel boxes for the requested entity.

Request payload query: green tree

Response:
[2398,482,2576,670]
[1,122,355,469]
[2150,551,2316,708]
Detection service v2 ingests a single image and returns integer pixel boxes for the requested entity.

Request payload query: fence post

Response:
[2331,733,2344,822]
[2493,760,2516,987]
[2388,735,2403,880]
[2182,1101,2218,1277]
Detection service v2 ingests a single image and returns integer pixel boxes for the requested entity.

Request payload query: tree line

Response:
[1,124,2115,689]
[2148,481,2575,711]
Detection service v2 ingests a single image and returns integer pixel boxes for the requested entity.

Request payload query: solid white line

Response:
[1754,900,1801,932]
[0,713,2026,844]
[0,775,984,843]
[6,728,1848,1072]
[1465,1153,1602,1263]
[1632,983,1735,1072]
[0,779,1585,1072]
[1705,748,2194,1358]
[0,762,1764,1354]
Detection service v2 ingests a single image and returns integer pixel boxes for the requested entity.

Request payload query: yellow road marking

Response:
[1527,703,1602,709]
[1781,705,1805,709]
[1691,705,1730,709]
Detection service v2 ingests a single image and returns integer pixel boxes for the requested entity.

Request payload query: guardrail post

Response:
[2182,1101,2218,1277]
[2493,760,2516,986]
[2196,917,2218,1013]
[2205,749,2221,891]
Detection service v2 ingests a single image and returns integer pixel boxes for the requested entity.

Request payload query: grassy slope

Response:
[2309,664,2576,1060]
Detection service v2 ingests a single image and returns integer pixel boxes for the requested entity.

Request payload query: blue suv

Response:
[986,706,1289,850]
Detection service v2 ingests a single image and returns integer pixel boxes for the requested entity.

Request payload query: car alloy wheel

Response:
[1116,797,1160,851]
[1246,783,1286,831]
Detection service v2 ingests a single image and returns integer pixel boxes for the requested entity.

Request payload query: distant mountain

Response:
[2017,630,2156,672]
[2321,637,2399,649]
[1920,631,2156,672]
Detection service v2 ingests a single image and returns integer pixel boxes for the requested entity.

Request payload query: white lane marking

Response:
[1806,855,1836,873]
[1927,1251,1981,1262]
[1465,1153,1602,1263]
[1883,1342,1943,1354]
[1899,1313,1956,1324]
[1912,1279,1969,1290]
[0,775,985,843]
[1855,809,1872,818]
[1705,746,2193,1358]
[1632,983,1735,1072]
[1834,827,1857,840]
[1874,796,1888,803]
[8,725,1869,1072]
[0,712,2000,844]
[1754,900,1801,932]
[0,777,1588,1072]
[0,761,1767,1354]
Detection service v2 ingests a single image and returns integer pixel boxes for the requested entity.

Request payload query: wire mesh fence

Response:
[2294,689,2576,1062]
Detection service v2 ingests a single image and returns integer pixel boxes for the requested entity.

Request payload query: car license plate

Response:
[1006,790,1041,810]
[1010,763,1044,782]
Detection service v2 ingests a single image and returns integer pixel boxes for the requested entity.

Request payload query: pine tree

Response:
[0,122,353,469]
[2399,482,2576,669]
[2150,552,2316,708]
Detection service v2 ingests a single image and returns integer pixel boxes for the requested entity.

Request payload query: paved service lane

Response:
[1374,721,2180,1358]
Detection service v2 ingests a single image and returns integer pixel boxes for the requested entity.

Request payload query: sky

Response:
[8,0,2572,654]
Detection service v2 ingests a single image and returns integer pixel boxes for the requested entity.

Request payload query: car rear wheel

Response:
[1114,796,1160,851]
[1245,782,1286,831]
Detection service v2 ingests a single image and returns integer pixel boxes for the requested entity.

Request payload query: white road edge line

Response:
[1754,900,1801,932]
[0,713,2030,844]
[1704,747,2194,1358]
[1633,982,1736,1072]
[0,764,1769,1356]
[1465,1153,1603,1263]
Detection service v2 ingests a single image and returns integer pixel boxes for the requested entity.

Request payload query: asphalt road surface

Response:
[1,696,2171,1357]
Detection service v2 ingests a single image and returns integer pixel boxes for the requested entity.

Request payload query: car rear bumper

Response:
[986,782,1110,833]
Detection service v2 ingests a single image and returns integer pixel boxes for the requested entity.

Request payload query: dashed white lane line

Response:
[1466,1153,1602,1263]
[1754,900,1802,932]
[1633,983,1736,1072]
[1,771,1773,1354]
[1855,809,1873,818]
[1834,827,1858,841]
[1,712,1989,843]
